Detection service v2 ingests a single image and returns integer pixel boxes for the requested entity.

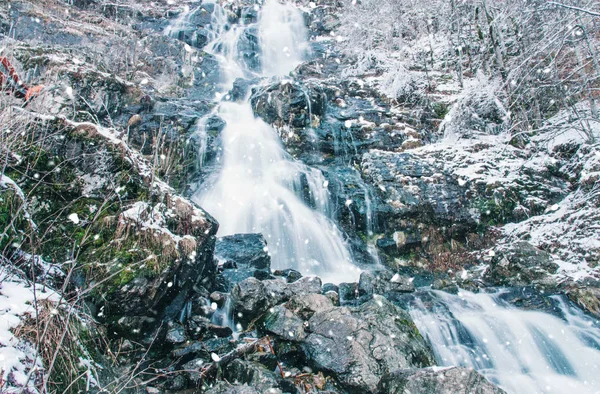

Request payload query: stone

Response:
[286,293,334,320]
[261,305,306,341]
[231,277,269,323]
[302,296,434,393]
[484,242,559,287]
[377,367,506,394]
[358,270,415,300]
[215,234,271,270]
[273,268,303,283]
[224,359,282,393]
[166,323,186,344]
[216,234,272,289]
[205,383,261,394]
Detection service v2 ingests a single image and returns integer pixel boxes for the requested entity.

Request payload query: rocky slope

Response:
[0,0,599,393]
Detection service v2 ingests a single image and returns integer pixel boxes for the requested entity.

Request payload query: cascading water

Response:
[408,289,600,394]
[191,0,359,283]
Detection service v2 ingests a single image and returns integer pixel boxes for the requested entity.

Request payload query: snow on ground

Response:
[403,104,600,281]
[0,271,58,393]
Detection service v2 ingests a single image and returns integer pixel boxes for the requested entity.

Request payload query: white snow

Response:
[0,272,59,393]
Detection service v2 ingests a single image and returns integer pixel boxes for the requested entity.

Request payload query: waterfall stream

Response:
[188,0,359,283]
[167,3,600,393]
[408,289,600,394]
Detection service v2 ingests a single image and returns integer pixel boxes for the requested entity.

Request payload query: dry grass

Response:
[14,299,98,393]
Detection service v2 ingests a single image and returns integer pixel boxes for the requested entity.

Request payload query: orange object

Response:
[25,84,44,101]
[0,56,43,101]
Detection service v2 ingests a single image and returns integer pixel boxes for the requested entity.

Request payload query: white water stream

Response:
[166,5,600,394]
[409,290,600,394]
[187,0,359,283]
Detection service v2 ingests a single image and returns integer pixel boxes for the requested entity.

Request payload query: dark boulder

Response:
[251,81,327,129]
[358,270,415,300]
[231,276,322,324]
[205,383,262,394]
[230,277,269,323]
[223,359,281,393]
[215,233,271,289]
[286,293,334,320]
[260,305,307,341]
[216,234,271,269]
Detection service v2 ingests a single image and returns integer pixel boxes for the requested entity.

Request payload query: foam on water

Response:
[186,0,358,283]
[409,289,600,394]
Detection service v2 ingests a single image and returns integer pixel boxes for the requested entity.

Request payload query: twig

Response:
[199,337,270,379]
[547,1,600,17]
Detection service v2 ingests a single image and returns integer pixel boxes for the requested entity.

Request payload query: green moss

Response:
[431,102,450,119]
[474,194,517,227]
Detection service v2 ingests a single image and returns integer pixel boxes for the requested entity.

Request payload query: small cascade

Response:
[193,115,210,167]
[357,177,380,264]
[408,289,600,394]
[257,0,309,77]
[211,297,239,338]
[188,0,359,283]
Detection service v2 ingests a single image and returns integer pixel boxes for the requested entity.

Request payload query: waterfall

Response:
[188,0,359,283]
[408,289,600,394]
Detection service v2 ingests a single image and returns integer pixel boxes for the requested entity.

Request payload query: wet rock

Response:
[338,282,360,305]
[224,359,282,393]
[190,53,222,100]
[229,77,261,102]
[238,27,261,72]
[376,231,422,256]
[302,296,434,393]
[216,234,271,288]
[210,291,228,307]
[171,342,209,363]
[165,3,214,49]
[205,383,261,394]
[566,280,600,318]
[231,277,269,323]
[273,268,303,283]
[186,315,233,339]
[286,293,334,320]
[359,270,415,301]
[496,287,562,317]
[377,366,506,394]
[324,290,340,306]
[232,276,323,324]
[166,323,186,344]
[484,242,559,287]
[251,81,327,130]
[288,276,323,296]
[260,305,306,341]
[216,234,271,269]
[432,278,459,294]
[361,151,475,227]
[205,115,227,135]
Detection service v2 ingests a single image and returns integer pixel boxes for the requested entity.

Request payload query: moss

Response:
[431,102,450,119]
[473,194,517,227]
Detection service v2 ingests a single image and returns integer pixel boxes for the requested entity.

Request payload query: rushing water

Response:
[182,0,359,283]
[408,289,600,394]
[165,3,600,392]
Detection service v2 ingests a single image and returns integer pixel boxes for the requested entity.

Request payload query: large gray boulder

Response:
[231,276,323,324]
[377,367,506,394]
[302,296,434,393]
